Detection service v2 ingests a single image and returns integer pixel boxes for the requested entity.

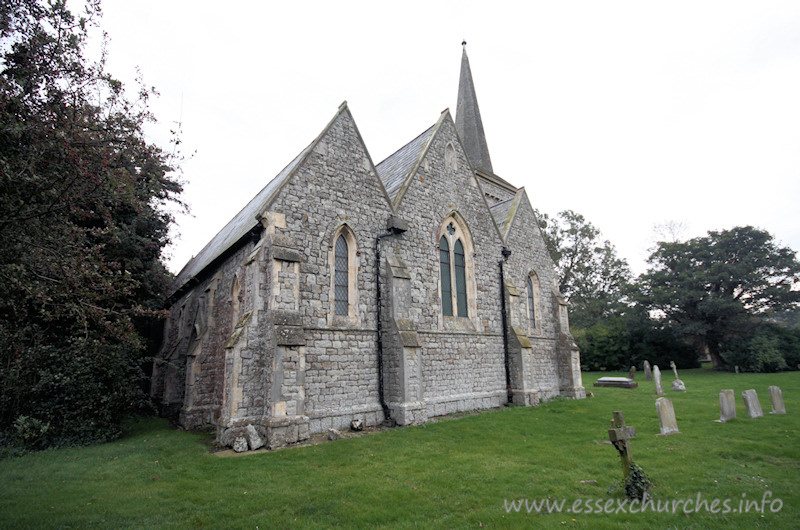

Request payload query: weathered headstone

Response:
[670,360,686,391]
[629,366,636,380]
[643,360,652,381]
[655,397,680,435]
[652,365,665,396]
[735,365,740,374]
[742,389,763,418]
[608,411,637,479]
[715,389,736,423]
[670,361,679,379]
[768,386,786,414]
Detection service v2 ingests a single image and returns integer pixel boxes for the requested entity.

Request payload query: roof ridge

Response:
[169,105,350,298]
[376,122,437,170]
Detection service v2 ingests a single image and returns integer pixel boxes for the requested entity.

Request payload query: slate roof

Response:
[489,189,523,240]
[170,140,314,296]
[376,122,437,203]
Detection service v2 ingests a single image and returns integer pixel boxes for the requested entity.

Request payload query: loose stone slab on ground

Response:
[594,377,638,389]
[655,397,680,435]
[715,389,736,423]
[742,389,764,418]
[233,436,248,453]
[769,386,786,414]
[653,365,665,396]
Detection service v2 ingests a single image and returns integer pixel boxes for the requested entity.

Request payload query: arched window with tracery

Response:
[438,215,474,320]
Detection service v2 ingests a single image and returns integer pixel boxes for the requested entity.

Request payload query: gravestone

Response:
[768,386,786,414]
[652,365,665,396]
[643,360,652,381]
[608,411,637,479]
[655,397,680,435]
[594,377,637,389]
[629,366,636,380]
[715,389,736,423]
[742,389,763,418]
[670,360,686,391]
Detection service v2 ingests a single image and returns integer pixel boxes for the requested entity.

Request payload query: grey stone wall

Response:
[152,106,584,450]
[265,107,394,434]
[386,115,509,416]
[501,191,563,400]
[152,235,263,429]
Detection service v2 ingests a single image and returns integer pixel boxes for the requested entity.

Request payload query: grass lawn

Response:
[1,366,798,528]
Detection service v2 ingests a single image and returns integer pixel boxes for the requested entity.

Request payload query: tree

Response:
[574,310,698,372]
[535,209,633,328]
[639,226,800,370]
[0,0,183,447]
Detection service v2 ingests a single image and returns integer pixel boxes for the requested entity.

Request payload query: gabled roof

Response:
[170,142,313,296]
[489,189,523,241]
[376,112,446,207]
[376,123,436,203]
[169,105,353,298]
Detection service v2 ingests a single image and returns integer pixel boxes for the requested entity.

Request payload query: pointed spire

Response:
[456,43,493,174]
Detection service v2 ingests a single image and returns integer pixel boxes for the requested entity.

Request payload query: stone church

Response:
[151,47,585,450]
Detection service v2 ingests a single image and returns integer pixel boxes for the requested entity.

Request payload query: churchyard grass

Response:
[1,366,798,528]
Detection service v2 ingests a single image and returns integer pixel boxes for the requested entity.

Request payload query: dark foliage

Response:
[0,0,183,447]
[639,226,800,370]
[575,312,698,372]
[720,321,800,373]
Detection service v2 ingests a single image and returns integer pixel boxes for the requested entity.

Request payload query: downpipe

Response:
[499,247,512,404]
[375,226,405,425]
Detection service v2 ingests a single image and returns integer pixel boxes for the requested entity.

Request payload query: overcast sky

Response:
[92,1,800,275]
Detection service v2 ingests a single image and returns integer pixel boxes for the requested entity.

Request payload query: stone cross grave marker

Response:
[652,365,665,396]
[655,397,680,435]
[670,360,686,391]
[643,360,652,381]
[742,389,763,418]
[608,410,637,479]
[715,389,736,423]
[768,386,786,414]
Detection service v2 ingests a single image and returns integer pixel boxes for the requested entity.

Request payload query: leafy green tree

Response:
[639,226,800,370]
[0,0,183,447]
[535,209,632,328]
[575,310,697,372]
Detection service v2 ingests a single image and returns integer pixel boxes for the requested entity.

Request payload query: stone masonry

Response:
[151,47,585,449]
